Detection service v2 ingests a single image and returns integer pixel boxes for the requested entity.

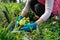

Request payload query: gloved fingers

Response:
[20,27,30,32]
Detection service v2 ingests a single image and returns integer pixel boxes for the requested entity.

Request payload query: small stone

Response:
[52,21,56,25]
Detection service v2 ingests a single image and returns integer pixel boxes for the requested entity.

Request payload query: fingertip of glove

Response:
[20,27,31,32]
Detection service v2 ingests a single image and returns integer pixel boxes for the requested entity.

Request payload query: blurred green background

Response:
[0,0,60,40]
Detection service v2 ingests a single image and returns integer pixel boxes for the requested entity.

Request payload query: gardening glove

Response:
[15,16,23,27]
[9,16,23,31]
[20,22,37,32]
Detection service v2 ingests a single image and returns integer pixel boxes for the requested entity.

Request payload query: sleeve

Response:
[40,0,54,21]
[22,0,31,13]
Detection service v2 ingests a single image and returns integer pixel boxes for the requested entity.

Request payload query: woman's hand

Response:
[15,16,23,27]
[20,22,37,32]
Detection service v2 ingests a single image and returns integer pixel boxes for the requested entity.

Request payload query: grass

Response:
[0,2,60,40]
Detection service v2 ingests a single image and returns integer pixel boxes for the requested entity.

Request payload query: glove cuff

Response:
[34,22,37,26]
[32,22,37,29]
[18,16,23,21]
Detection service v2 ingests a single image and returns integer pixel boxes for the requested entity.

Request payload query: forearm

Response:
[36,0,54,25]
[20,6,29,17]
[36,11,52,25]
[36,18,43,25]
[20,0,31,17]
[20,8,28,17]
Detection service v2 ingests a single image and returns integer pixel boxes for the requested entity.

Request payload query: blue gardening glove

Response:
[15,16,23,27]
[9,16,23,31]
[20,22,37,32]
[17,16,23,21]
